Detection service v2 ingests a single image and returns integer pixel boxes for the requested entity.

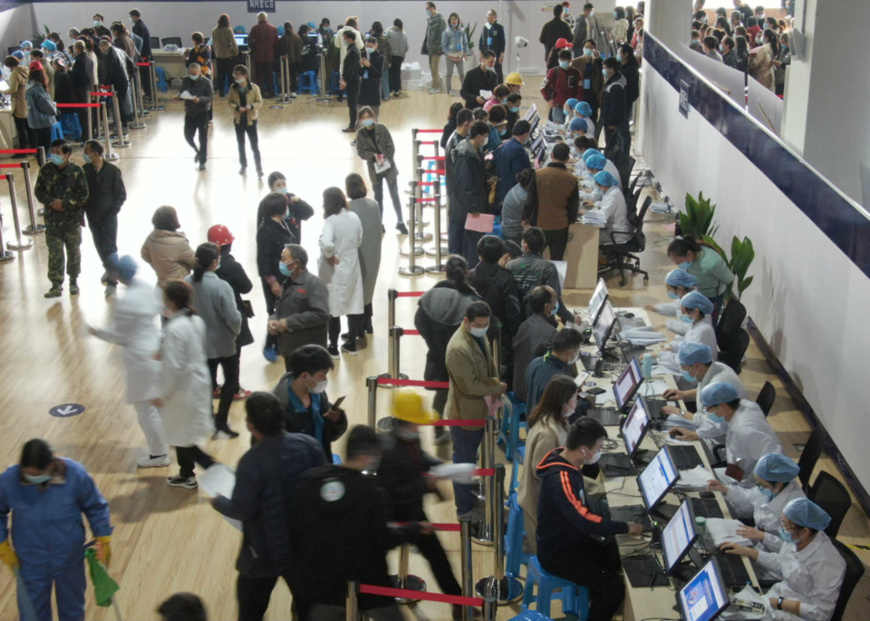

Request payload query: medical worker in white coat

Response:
[721,498,846,621]
[586,170,631,246]
[318,186,364,357]
[88,255,169,468]
[656,290,718,384]
[579,151,621,189]
[645,268,698,336]
[677,381,782,487]
[151,280,216,490]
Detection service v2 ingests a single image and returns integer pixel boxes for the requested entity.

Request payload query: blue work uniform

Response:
[0,459,113,621]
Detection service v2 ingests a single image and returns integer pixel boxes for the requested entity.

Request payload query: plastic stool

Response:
[505,493,533,579]
[508,610,551,621]
[298,70,319,94]
[509,445,525,498]
[498,392,527,462]
[154,67,168,92]
[522,556,590,619]
[50,122,64,142]
[59,113,82,141]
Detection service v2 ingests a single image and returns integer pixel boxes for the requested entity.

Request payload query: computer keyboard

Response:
[669,445,704,471]
[587,407,621,426]
[645,398,668,421]
[691,496,724,519]
[622,556,669,588]
[715,553,751,587]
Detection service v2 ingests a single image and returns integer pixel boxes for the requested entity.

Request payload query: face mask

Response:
[501,98,508,104]
[189,74,200,81]
[616,53,623,62]
[778,526,796,543]
[278,261,293,277]
[361,118,375,128]
[602,69,609,78]
[550,301,560,316]
[311,378,328,394]
[680,369,695,382]
[584,48,593,57]
[680,313,694,324]
[235,78,246,85]
[94,21,102,27]
[469,326,488,338]
[707,410,725,424]
[397,430,419,441]
[759,486,776,500]
[426,10,432,17]
[613,12,619,19]
[485,65,494,72]
[50,153,64,166]
[586,448,602,465]
[23,473,51,484]
[82,153,92,164]
[559,60,570,70]
[277,188,289,194]
[509,106,520,113]
[498,128,507,137]
[667,291,679,300]
[366,46,375,53]
[678,260,692,271]
[782,44,789,50]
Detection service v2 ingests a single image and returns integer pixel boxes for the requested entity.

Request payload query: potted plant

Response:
[464,22,477,66]
[728,236,755,300]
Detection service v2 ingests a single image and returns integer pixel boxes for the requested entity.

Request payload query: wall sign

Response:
[679,80,690,118]
[247,0,275,14]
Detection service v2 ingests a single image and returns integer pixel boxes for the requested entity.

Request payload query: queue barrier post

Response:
[130,65,149,126]
[107,87,131,148]
[271,56,286,109]
[0,192,13,261]
[4,173,32,250]
[366,376,378,428]
[424,162,446,272]
[148,63,165,111]
[18,162,44,235]
[413,168,434,243]
[483,596,497,621]
[100,102,119,161]
[473,417,497,547]
[391,543,426,604]
[346,581,359,621]
[387,288,397,330]
[316,50,332,102]
[378,326,409,387]
[459,515,475,621]
[87,101,94,143]
[398,181,424,276]
[36,147,46,168]
[475,463,523,603]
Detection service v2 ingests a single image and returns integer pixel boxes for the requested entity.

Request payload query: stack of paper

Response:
[675,465,715,491]
[705,518,752,546]
[179,90,196,100]
[430,463,476,484]
[198,464,242,531]
[582,210,606,227]
[621,327,667,345]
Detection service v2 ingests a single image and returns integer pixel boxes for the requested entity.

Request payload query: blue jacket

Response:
[525,352,592,415]
[440,25,468,55]
[213,432,326,578]
[536,448,628,560]
[272,372,348,459]
[479,22,506,56]
[493,137,531,204]
[25,83,56,130]
[0,459,112,573]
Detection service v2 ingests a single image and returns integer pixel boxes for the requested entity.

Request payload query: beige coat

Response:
[444,323,503,430]
[140,229,196,288]
[211,26,239,59]
[749,44,775,92]
[2,66,29,118]
[227,81,262,126]
[518,418,567,553]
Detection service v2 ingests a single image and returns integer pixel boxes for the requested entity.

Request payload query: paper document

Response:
[705,518,752,547]
[430,463,476,484]
[714,466,740,487]
[374,158,392,174]
[179,90,196,100]
[550,260,567,290]
[484,394,502,417]
[465,213,494,233]
[199,464,242,531]
[675,465,715,490]
[479,90,493,100]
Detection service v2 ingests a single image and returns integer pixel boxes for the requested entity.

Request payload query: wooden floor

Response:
[0,82,867,621]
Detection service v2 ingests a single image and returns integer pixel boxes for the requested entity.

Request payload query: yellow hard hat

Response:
[392,390,438,425]
[505,72,524,86]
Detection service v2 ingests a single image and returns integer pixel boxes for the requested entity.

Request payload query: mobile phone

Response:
[331,396,346,409]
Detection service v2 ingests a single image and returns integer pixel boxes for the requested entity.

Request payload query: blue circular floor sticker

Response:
[49,403,85,418]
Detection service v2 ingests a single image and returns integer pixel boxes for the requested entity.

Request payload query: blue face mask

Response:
[278,261,293,277]
[189,74,200,81]
[678,260,693,271]
[616,53,623,62]
[82,153,92,164]
[778,526,796,543]
[706,409,725,424]
[680,313,694,324]
[23,473,51,484]
[680,369,695,383]
[498,128,507,137]
[509,106,520,113]
[584,48,593,57]
[667,291,679,299]
[426,10,432,17]
[501,98,508,104]
[559,60,570,70]
[361,118,375,128]
[550,301,560,316]
[758,485,776,500]
[50,153,64,166]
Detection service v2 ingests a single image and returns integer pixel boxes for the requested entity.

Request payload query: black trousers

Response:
[237,573,292,621]
[414,518,463,597]
[175,445,215,478]
[32,125,52,153]
[289,62,301,93]
[543,228,569,261]
[463,230,484,269]
[184,113,209,164]
[139,58,152,98]
[208,348,241,429]
[256,61,274,96]
[540,539,625,621]
[13,116,30,149]
[215,57,234,96]
[88,213,118,284]
[261,279,279,350]
[234,120,262,171]
[329,314,363,348]
[390,56,404,92]
[346,83,359,128]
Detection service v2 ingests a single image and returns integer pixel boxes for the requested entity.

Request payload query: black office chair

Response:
[599,196,651,286]
[716,299,749,373]
[830,538,865,621]
[798,428,826,491]
[718,328,749,374]
[755,381,776,417]
[161,37,183,48]
[715,298,747,343]
[808,472,851,538]
[150,36,160,51]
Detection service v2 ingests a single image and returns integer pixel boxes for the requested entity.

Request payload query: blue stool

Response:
[298,70,319,94]
[522,556,590,619]
[50,122,64,142]
[332,453,343,465]
[498,392,527,462]
[508,611,551,621]
[509,445,525,498]
[505,493,533,579]
[154,67,168,92]
[59,113,82,141]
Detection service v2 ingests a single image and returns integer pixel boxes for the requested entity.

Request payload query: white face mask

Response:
[586,447,602,464]
[469,326,489,338]
[311,378,328,394]
[568,350,580,365]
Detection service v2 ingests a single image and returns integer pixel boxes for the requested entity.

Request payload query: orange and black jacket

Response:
[535,447,628,558]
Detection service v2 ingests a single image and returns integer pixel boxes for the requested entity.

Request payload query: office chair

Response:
[599,196,652,287]
[716,299,749,373]
[755,381,776,416]
[161,37,183,48]
[808,472,851,538]
[150,36,159,51]
[830,538,865,621]
[718,328,749,374]
[798,428,826,492]
[715,298,747,343]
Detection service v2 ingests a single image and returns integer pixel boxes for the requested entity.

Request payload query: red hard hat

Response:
[207,224,234,247]
[555,38,573,49]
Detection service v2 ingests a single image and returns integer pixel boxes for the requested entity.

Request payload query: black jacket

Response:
[512,313,558,402]
[71,53,93,94]
[272,373,348,459]
[271,269,330,356]
[216,249,254,348]
[377,432,442,521]
[460,65,498,110]
[600,72,627,127]
[506,252,574,324]
[478,22,506,56]
[468,262,523,336]
[83,161,125,222]
[358,49,384,107]
[539,17,572,62]
[213,432,325,578]
[256,217,296,282]
[620,62,640,107]
[415,280,481,383]
[342,45,361,86]
[451,138,489,220]
[180,75,213,116]
[537,448,629,561]
[288,466,420,609]
[256,193,314,242]
[133,19,151,58]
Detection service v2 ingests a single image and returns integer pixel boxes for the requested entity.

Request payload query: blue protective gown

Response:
[0,458,112,621]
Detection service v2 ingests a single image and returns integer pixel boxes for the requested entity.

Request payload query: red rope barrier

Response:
[56,103,100,108]
[394,522,461,532]
[89,92,114,97]
[416,182,439,186]
[136,62,152,67]
[420,156,446,161]
[473,468,496,476]
[377,377,449,389]
[0,163,26,168]
[415,198,438,203]
[403,329,420,336]
[395,291,425,298]
[359,584,484,607]
[0,175,7,179]
[415,129,443,133]
[429,419,488,427]
[429,169,446,175]
[0,149,37,154]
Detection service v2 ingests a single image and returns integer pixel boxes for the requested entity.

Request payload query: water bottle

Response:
[642,353,653,380]
[695,516,708,551]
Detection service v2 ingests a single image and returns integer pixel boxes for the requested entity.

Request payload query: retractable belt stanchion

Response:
[366,376,378,428]
[346,581,359,621]
[391,543,426,604]
[3,173,32,250]
[413,167,434,243]
[459,516,474,621]
[473,417,497,546]
[0,161,42,235]
[378,326,409,385]
[272,56,286,109]
[398,182,424,276]
[483,596,497,621]
[104,87,131,148]
[387,288,398,330]
[98,102,119,161]
[0,190,13,261]
[148,62,165,111]
[130,65,149,126]
[317,52,332,102]
[424,163,446,272]
[475,463,523,603]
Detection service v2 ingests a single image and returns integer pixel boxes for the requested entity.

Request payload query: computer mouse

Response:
[623,312,635,319]
[669,428,681,438]
[700,491,716,499]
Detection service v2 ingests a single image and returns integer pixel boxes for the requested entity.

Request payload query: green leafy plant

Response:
[729,236,755,300]
[680,191,718,240]
[465,23,477,54]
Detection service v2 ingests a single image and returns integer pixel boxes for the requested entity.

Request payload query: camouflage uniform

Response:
[34,161,89,287]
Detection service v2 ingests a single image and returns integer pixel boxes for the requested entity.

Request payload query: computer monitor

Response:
[234,33,249,48]
[530,133,545,155]
[638,446,679,510]
[524,103,537,122]
[588,278,608,322]
[662,499,698,573]
[529,115,540,138]
[613,357,644,410]
[622,396,650,457]
[593,300,616,353]
[676,557,730,621]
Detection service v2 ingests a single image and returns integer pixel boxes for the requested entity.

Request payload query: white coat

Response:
[652,299,690,335]
[668,317,718,360]
[596,186,631,245]
[156,312,214,447]
[757,531,846,621]
[725,400,783,487]
[694,362,747,441]
[91,278,161,404]
[724,479,805,561]
[318,209,364,316]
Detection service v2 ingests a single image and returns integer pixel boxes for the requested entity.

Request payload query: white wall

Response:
[640,43,870,490]
[0,3,36,51]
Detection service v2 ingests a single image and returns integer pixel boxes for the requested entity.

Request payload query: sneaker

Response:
[198,163,207,171]
[69,281,80,295]
[100,271,109,284]
[340,332,352,341]
[44,286,62,298]
[396,222,409,235]
[341,126,356,133]
[341,341,357,355]
[137,454,170,468]
[166,475,198,489]
[428,87,442,94]
[327,346,340,359]
[104,284,116,298]
[212,385,222,398]
[239,166,247,175]
[262,345,278,363]
[233,388,252,401]
[256,168,264,179]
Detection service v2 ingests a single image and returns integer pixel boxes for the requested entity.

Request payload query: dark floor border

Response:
[747,317,870,518]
